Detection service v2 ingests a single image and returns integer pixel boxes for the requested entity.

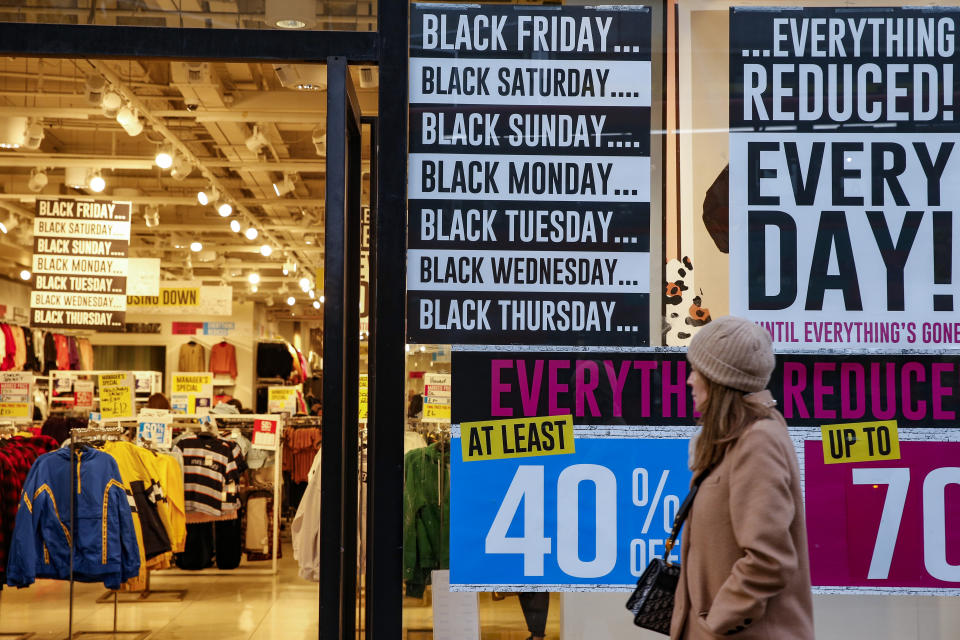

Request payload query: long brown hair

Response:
[690,372,774,472]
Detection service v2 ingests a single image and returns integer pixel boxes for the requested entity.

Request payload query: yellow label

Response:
[99,382,133,420]
[0,402,31,418]
[172,374,212,394]
[359,374,368,421]
[423,402,451,420]
[461,414,575,461]
[821,420,900,464]
[127,287,200,307]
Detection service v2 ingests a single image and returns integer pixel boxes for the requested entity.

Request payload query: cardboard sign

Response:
[820,420,901,464]
[74,379,94,410]
[98,372,135,420]
[267,386,299,414]
[359,373,368,422]
[0,372,32,421]
[138,409,173,449]
[461,414,574,461]
[252,418,279,450]
[171,372,213,415]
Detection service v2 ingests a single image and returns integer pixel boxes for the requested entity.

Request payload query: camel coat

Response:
[670,391,814,639]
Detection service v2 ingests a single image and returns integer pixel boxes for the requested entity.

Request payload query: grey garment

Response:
[223,429,271,469]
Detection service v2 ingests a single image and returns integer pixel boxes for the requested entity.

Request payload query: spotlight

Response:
[64,166,87,189]
[319,295,325,303]
[312,300,320,309]
[265,296,275,307]
[244,125,269,155]
[298,277,310,292]
[100,91,123,118]
[230,220,241,233]
[23,121,44,150]
[155,145,174,170]
[27,168,48,193]
[311,124,326,155]
[87,170,106,193]
[0,117,27,149]
[190,241,203,252]
[244,227,259,240]
[85,74,106,105]
[144,206,160,228]
[420,346,425,352]
[248,272,260,285]
[272,174,296,197]
[308,289,315,299]
[197,186,218,206]
[260,244,273,257]
[286,296,296,306]
[19,269,30,281]
[116,106,143,136]
[217,201,233,217]
[266,0,315,29]
[0,215,17,234]
[250,284,259,293]
[170,155,192,180]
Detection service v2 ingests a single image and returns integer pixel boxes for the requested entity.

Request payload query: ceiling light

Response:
[298,277,310,292]
[144,206,160,228]
[155,145,174,170]
[312,300,320,310]
[170,155,192,180]
[420,346,426,352]
[319,295,324,303]
[64,166,87,189]
[312,124,326,155]
[248,272,260,285]
[197,186,218,206]
[0,117,27,149]
[230,220,241,233]
[217,201,233,217]
[2,215,18,234]
[244,125,269,155]
[87,170,106,193]
[308,289,315,299]
[286,296,296,306]
[23,121,44,150]
[27,168,48,193]
[190,241,203,252]
[266,0,314,28]
[100,91,123,118]
[265,296,275,307]
[260,244,273,257]
[275,64,326,91]
[116,105,143,136]
[250,284,259,293]
[19,269,30,281]
[85,75,106,105]
[244,227,259,241]
[273,174,296,197]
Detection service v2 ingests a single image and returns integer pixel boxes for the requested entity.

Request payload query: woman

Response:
[670,316,814,639]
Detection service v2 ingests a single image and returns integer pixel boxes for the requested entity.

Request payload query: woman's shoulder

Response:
[735,412,794,456]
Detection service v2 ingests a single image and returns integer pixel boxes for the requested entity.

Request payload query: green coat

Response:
[402,442,450,597]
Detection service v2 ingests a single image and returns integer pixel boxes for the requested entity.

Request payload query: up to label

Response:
[461,414,575,461]
[820,420,900,464]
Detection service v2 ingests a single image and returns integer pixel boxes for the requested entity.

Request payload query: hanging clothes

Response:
[256,342,294,379]
[22,328,38,372]
[209,341,238,379]
[77,338,95,371]
[66,336,80,370]
[174,433,245,520]
[292,450,321,581]
[0,325,15,371]
[283,427,321,484]
[402,443,450,598]
[178,341,206,372]
[53,334,70,371]
[11,326,26,371]
[42,333,57,374]
[6,446,141,590]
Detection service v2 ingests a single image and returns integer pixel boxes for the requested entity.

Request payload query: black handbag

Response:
[625,471,709,635]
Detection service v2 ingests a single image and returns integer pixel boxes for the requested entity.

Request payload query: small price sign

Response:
[138,411,173,449]
[253,418,279,450]
[359,374,368,422]
[806,440,960,588]
[268,386,299,414]
[0,372,33,421]
[98,373,135,421]
[74,380,95,410]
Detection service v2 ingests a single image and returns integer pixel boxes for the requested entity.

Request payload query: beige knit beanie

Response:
[686,315,775,392]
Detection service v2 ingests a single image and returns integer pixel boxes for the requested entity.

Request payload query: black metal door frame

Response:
[0,5,410,639]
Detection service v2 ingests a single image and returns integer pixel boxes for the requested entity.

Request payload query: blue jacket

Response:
[6,446,140,589]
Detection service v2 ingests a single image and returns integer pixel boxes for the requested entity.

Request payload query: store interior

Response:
[0,53,548,640]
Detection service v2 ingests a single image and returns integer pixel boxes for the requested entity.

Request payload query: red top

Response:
[209,341,238,379]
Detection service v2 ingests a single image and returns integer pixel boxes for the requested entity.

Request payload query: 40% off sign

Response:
[451,416,691,587]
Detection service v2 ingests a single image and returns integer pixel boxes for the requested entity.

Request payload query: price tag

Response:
[98,373,135,421]
[252,418,279,450]
[74,380,95,411]
[359,374,368,422]
[423,399,451,422]
[138,411,173,449]
[267,386,299,414]
[0,372,33,422]
[806,440,960,588]
[450,436,690,588]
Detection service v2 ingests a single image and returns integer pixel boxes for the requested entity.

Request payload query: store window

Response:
[0,0,376,32]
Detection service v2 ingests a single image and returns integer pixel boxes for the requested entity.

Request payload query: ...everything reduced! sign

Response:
[407,4,652,346]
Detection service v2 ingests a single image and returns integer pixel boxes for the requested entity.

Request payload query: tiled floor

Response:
[0,544,560,640]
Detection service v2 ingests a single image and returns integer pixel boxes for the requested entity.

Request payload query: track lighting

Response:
[248,272,260,285]
[197,185,219,206]
[23,121,44,150]
[100,91,123,118]
[27,168,48,193]
[116,105,143,137]
[266,0,314,29]
[265,296,275,307]
[299,277,310,292]
[170,155,192,180]
[87,170,106,193]
[85,75,106,106]
[260,244,273,257]
[19,270,30,281]
[144,206,160,228]
[245,227,259,241]
[308,289,315,299]
[64,166,87,189]
[190,241,203,252]
[155,145,174,170]
[230,220,241,233]
[217,201,233,217]
[272,174,296,197]
[250,284,259,293]
[319,295,324,303]
[244,125,269,155]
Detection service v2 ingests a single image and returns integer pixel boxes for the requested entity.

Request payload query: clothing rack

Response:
[159,414,284,578]
[68,425,151,640]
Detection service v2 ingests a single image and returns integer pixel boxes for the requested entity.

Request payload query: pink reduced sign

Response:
[805,440,960,588]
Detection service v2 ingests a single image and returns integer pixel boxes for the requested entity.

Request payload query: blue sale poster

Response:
[450,435,691,589]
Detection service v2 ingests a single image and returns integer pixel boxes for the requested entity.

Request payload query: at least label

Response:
[820,420,900,464]
[461,414,574,461]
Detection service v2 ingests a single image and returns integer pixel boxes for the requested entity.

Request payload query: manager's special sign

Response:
[408,4,652,346]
